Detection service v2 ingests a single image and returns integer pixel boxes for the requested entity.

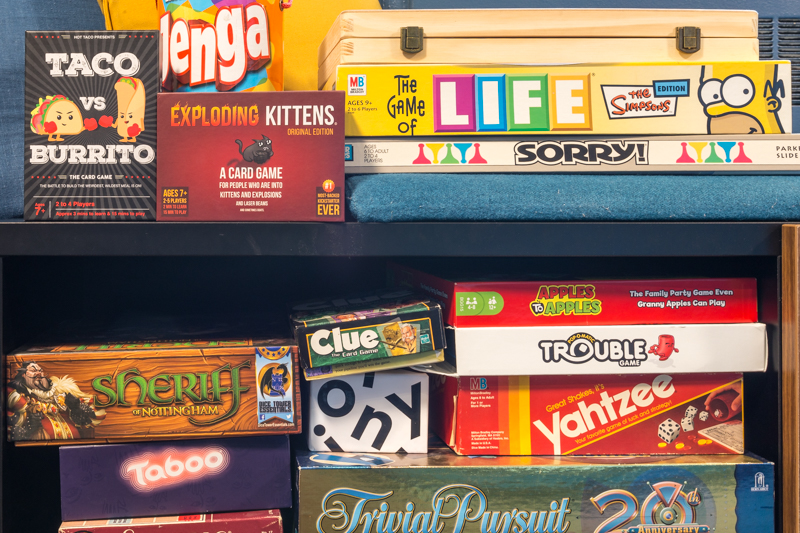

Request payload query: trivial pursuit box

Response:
[326,62,792,137]
[296,449,774,533]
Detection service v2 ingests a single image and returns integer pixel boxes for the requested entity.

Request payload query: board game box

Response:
[24,31,158,221]
[325,62,793,137]
[157,91,344,221]
[388,263,758,327]
[60,436,290,520]
[59,509,283,533]
[291,289,446,373]
[296,449,774,533]
[429,366,744,455]
[344,134,800,173]
[6,336,301,444]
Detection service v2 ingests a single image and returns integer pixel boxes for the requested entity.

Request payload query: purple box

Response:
[59,436,290,521]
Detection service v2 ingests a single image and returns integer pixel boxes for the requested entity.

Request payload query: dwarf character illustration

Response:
[699,64,786,134]
[30,95,95,142]
[648,334,679,361]
[260,364,290,397]
[111,77,146,142]
[7,361,106,441]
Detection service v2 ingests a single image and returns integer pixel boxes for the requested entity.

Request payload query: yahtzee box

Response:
[6,337,301,444]
[430,367,744,455]
[157,91,344,221]
[24,31,158,220]
[326,62,792,137]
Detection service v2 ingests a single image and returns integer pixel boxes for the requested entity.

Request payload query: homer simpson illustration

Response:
[108,77,146,142]
[698,63,786,134]
[30,95,95,142]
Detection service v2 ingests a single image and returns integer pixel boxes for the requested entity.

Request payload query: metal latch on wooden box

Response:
[676,26,701,54]
[401,27,424,54]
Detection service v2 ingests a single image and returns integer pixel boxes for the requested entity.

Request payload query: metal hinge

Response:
[401,26,424,54]
[676,26,701,54]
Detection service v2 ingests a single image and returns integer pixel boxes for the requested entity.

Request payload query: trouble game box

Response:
[60,436,290,520]
[157,91,344,221]
[60,510,283,533]
[6,337,301,444]
[296,449,774,533]
[326,62,792,137]
[24,31,158,221]
[389,263,758,327]
[430,367,744,455]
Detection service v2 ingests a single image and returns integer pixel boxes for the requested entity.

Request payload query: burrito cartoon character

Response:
[30,95,91,142]
[110,77,146,142]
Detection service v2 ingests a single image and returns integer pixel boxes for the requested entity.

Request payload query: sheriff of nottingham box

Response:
[6,337,301,444]
[296,449,774,533]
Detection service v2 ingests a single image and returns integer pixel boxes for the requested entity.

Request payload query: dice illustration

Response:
[681,416,694,432]
[699,411,709,421]
[658,418,680,443]
[685,405,698,419]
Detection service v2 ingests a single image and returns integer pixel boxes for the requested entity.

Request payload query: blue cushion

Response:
[0,0,106,220]
[346,173,800,221]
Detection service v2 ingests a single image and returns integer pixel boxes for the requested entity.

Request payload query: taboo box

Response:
[291,289,446,377]
[60,436,290,521]
[59,509,283,533]
[24,31,158,221]
[296,449,774,533]
[325,62,793,137]
[430,367,744,455]
[157,91,344,221]
[6,337,301,444]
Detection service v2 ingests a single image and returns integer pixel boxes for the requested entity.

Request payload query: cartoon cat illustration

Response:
[235,135,274,164]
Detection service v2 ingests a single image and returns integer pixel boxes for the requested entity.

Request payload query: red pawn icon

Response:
[648,334,679,361]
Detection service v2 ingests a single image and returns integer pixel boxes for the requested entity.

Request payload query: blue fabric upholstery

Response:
[0,0,106,220]
[347,173,800,221]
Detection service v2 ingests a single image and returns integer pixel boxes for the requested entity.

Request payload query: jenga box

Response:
[6,337,301,444]
[59,510,283,533]
[308,371,429,453]
[296,449,774,533]
[158,0,286,92]
[24,31,158,221]
[429,366,743,455]
[157,91,344,221]
[326,62,793,137]
[60,436,290,520]
[389,263,759,327]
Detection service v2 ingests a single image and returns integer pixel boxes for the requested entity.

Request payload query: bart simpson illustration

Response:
[30,95,96,142]
[109,77,146,142]
[698,63,786,134]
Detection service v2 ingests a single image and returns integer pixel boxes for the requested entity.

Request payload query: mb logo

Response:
[348,75,367,96]
[470,377,488,390]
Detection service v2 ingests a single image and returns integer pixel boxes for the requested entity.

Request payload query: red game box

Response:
[430,366,744,455]
[389,263,758,327]
[157,92,344,221]
[59,510,282,533]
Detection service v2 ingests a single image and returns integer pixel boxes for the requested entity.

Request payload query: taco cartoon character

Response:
[30,95,88,142]
[111,77,146,142]
[699,63,786,134]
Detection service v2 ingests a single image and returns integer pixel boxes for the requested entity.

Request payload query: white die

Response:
[685,405,698,419]
[658,418,680,443]
[681,416,694,432]
[699,411,709,422]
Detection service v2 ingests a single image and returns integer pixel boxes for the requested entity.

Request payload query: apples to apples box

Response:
[24,31,158,221]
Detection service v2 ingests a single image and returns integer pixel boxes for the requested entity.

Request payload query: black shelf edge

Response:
[0,221,785,257]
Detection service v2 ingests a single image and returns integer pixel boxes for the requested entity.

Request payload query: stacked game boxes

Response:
[292,265,775,533]
[318,9,800,174]
[6,318,301,531]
